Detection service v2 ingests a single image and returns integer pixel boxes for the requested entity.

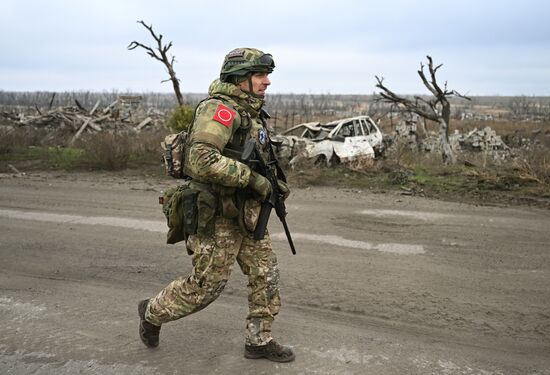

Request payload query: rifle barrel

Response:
[281,217,296,255]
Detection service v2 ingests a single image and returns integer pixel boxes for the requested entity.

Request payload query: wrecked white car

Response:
[274,115,384,166]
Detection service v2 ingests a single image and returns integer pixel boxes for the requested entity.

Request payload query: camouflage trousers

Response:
[146,216,281,346]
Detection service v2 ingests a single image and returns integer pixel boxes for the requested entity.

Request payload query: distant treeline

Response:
[2,91,550,128]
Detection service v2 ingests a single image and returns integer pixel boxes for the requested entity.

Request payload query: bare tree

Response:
[375,56,470,164]
[508,95,536,119]
[128,20,184,107]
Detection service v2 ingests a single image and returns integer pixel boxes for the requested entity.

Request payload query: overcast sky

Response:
[1,0,549,95]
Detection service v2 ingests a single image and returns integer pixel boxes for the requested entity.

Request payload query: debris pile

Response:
[394,117,418,149]
[0,96,162,143]
[453,126,509,152]
[389,117,515,161]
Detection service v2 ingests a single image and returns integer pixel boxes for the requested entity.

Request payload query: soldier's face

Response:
[240,72,271,98]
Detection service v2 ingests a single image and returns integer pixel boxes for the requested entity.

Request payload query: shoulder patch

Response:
[212,103,236,128]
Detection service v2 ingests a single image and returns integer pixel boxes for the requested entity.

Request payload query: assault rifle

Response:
[241,139,296,255]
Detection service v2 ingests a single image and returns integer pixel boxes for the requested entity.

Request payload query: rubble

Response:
[0,96,162,141]
[276,112,530,166]
[394,116,418,150]
[453,126,509,152]
[388,116,515,162]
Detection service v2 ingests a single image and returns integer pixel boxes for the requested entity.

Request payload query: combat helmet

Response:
[220,48,275,83]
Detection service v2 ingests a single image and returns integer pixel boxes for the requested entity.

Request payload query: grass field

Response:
[1,117,548,209]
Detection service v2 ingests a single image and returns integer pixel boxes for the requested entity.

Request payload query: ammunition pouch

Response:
[214,185,239,219]
[193,181,217,236]
[161,180,220,254]
[162,182,199,245]
[241,198,262,233]
[195,183,262,235]
[181,189,198,237]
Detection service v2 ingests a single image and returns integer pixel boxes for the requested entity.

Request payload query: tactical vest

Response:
[210,93,271,163]
[161,93,274,244]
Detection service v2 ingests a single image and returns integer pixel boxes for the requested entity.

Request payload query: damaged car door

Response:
[311,116,382,163]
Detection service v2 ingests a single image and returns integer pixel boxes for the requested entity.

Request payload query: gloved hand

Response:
[277,179,290,201]
[248,171,272,201]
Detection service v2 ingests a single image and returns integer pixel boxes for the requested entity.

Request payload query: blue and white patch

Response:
[258,129,268,145]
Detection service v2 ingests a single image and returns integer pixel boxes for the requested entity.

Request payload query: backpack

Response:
[161,96,248,180]
[161,131,188,179]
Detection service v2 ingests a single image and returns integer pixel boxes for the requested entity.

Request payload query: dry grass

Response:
[3,120,549,207]
[511,147,550,185]
[75,130,165,170]
[0,128,48,154]
[293,136,550,208]
[76,132,132,170]
[2,127,165,172]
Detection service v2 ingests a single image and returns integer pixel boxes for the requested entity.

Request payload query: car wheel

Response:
[314,154,329,167]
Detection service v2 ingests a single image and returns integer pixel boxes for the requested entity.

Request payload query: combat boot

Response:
[244,340,295,362]
[138,299,161,348]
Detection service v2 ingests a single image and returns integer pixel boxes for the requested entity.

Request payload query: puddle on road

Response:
[271,233,425,254]
[358,209,454,221]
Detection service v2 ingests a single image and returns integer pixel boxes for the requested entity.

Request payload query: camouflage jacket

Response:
[183,79,272,189]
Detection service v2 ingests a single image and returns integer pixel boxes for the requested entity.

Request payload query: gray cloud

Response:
[1,0,549,95]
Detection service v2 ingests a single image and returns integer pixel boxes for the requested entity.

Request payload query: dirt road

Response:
[1,171,549,374]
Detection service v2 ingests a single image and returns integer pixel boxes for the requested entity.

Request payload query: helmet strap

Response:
[245,74,264,99]
[234,74,255,96]
[226,74,247,85]
[247,75,254,94]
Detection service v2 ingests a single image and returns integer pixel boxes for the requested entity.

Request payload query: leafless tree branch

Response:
[375,56,471,164]
[127,20,184,106]
[375,75,438,121]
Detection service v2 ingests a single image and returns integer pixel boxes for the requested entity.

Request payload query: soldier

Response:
[138,48,295,362]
